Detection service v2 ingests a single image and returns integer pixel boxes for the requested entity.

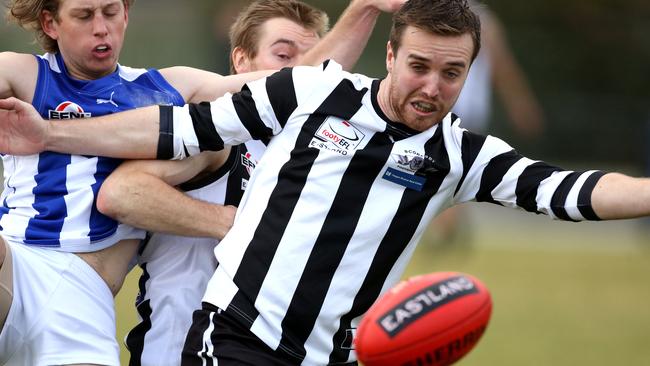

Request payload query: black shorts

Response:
[181,302,302,366]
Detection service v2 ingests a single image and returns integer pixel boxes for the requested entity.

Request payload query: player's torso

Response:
[210,76,467,364]
[0,53,184,251]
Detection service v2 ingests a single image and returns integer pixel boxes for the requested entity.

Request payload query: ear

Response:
[40,10,58,41]
[231,46,252,74]
[386,41,395,74]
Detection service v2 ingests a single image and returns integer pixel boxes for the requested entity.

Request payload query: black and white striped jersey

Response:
[125,140,266,365]
[160,60,604,364]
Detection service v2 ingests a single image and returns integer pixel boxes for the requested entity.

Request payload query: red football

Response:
[355,272,492,366]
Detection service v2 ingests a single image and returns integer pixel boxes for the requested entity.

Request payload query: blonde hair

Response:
[228,0,329,74]
[6,0,135,53]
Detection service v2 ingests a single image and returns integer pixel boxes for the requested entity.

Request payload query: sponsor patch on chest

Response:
[309,117,366,155]
[48,101,92,119]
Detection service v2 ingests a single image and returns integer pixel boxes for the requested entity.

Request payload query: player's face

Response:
[41,0,128,80]
[233,17,320,73]
[382,26,473,131]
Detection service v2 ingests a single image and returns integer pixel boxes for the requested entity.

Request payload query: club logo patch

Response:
[48,101,91,119]
[309,117,366,155]
[391,150,436,174]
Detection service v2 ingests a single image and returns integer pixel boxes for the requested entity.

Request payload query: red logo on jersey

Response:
[241,152,257,175]
[48,101,92,119]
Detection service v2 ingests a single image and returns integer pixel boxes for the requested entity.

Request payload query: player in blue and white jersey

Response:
[4,0,650,364]
[93,1,406,364]
[0,0,271,364]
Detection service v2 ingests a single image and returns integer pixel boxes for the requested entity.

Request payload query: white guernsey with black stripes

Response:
[125,141,266,365]
[160,60,605,364]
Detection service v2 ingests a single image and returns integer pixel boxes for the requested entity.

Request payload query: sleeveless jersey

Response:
[0,52,184,252]
[125,140,266,366]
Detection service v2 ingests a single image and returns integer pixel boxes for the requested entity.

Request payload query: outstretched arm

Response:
[300,0,406,70]
[0,97,159,158]
[97,151,236,239]
[591,173,650,220]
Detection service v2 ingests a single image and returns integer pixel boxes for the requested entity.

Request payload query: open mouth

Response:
[412,101,436,114]
[94,45,112,54]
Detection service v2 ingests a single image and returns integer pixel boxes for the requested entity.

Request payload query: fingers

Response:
[0,97,19,110]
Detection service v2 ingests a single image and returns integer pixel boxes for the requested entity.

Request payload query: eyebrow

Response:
[408,54,467,68]
[270,39,297,48]
[69,1,121,12]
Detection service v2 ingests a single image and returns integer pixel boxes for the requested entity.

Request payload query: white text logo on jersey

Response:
[241,151,257,176]
[310,117,365,155]
[48,101,91,119]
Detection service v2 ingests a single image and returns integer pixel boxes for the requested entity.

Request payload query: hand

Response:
[0,97,48,155]
[364,0,407,13]
[215,204,237,240]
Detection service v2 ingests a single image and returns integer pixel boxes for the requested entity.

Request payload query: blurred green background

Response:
[2,0,650,365]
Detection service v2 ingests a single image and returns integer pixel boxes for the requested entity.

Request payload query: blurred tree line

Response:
[1,0,648,170]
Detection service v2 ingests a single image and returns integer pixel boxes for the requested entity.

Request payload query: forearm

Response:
[301,0,382,70]
[46,105,160,159]
[591,173,650,220]
[98,170,234,239]
[161,67,275,103]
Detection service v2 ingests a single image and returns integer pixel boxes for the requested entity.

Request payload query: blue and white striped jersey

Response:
[0,52,184,252]
[162,60,605,364]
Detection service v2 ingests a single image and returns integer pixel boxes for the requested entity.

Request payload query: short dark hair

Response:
[389,0,481,61]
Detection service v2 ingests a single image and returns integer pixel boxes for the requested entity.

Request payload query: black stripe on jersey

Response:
[475,149,521,205]
[515,162,562,214]
[330,125,450,363]
[125,263,152,366]
[157,105,174,159]
[233,85,275,139]
[577,171,605,220]
[322,59,330,70]
[550,171,582,221]
[266,67,297,127]
[454,130,487,196]
[224,144,251,206]
[189,102,224,152]
[278,132,392,358]
[178,146,239,192]
[230,79,368,357]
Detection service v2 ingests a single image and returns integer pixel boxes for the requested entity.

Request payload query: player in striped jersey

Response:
[0,0,271,364]
[3,0,650,364]
[93,1,405,365]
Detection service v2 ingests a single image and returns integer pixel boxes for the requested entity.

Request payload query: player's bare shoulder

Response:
[0,52,38,102]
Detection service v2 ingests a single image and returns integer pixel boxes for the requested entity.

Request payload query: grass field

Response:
[115,204,650,365]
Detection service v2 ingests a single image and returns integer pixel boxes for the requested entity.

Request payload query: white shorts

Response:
[126,234,218,366]
[0,238,119,366]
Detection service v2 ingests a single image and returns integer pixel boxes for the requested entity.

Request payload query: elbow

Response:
[96,178,128,220]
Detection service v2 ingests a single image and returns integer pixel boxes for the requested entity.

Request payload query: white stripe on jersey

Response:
[565,170,601,220]
[59,155,98,243]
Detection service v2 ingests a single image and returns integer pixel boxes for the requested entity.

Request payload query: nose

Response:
[420,73,441,99]
[92,14,109,37]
